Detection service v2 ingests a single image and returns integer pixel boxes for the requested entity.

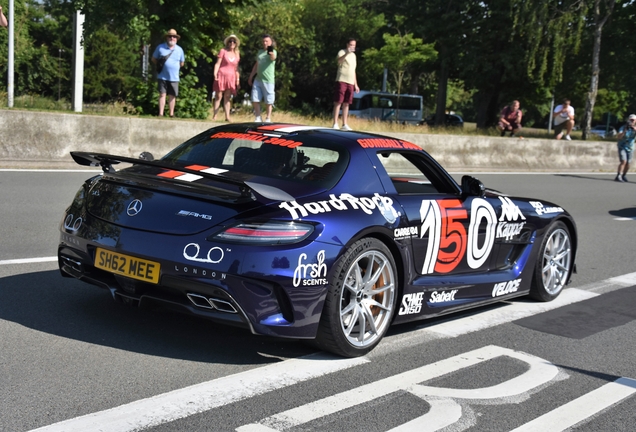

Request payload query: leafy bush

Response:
[129,74,210,119]
[128,79,158,116]
[175,74,211,119]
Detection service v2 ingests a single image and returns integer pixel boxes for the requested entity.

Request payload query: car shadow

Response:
[387,301,511,337]
[0,270,316,364]
[609,207,636,219]
[555,173,634,183]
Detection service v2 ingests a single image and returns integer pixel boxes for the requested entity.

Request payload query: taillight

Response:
[211,221,314,245]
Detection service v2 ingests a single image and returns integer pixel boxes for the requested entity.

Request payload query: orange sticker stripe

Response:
[157,165,227,182]
[256,124,298,131]
[184,165,211,171]
[357,138,421,150]
[157,170,183,178]
[157,165,211,180]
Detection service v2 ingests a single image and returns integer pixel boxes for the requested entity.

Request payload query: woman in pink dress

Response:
[213,35,241,122]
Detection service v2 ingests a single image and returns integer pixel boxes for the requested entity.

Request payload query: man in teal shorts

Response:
[248,34,277,122]
[615,114,636,182]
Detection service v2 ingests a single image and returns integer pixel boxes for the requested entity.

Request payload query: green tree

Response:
[581,0,616,139]
[228,0,311,111]
[385,0,471,125]
[294,0,385,112]
[71,0,250,115]
[363,32,437,94]
[227,0,385,113]
[596,0,636,118]
[0,0,64,98]
[83,27,140,101]
[363,24,437,118]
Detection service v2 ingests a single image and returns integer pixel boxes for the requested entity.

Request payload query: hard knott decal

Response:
[279,193,399,223]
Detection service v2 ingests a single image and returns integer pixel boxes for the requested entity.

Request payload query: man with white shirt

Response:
[332,39,360,131]
[553,98,575,140]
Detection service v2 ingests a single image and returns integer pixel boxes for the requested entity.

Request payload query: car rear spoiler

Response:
[70,151,294,202]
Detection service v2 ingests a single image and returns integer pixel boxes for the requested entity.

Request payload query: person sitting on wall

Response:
[497,100,522,137]
[553,98,575,140]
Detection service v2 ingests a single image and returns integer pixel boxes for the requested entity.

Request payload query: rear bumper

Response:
[58,244,325,339]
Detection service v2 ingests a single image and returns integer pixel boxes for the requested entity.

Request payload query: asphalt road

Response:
[1,170,635,432]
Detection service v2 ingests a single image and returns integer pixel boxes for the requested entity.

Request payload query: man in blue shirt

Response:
[615,114,636,182]
[152,29,185,117]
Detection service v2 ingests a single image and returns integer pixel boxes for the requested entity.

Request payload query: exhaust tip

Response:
[187,293,214,309]
[187,293,238,314]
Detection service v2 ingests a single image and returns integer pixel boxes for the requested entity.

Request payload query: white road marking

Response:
[609,271,636,286]
[23,272,636,432]
[510,377,636,432]
[0,256,57,266]
[613,217,636,221]
[237,345,559,432]
[29,354,369,432]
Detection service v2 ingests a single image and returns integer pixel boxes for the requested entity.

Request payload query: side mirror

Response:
[139,152,154,161]
[461,175,485,197]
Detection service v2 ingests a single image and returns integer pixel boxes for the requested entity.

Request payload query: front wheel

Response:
[314,238,397,357]
[529,221,573,302]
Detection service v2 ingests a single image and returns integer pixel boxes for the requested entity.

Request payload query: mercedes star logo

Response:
[127,199,143,216]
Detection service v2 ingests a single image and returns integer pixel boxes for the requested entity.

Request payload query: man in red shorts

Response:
[332,39,360,131]
[497,100,523,137]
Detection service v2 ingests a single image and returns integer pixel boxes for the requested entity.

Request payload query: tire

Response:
[529,221,573,302]
[314,238,398,357]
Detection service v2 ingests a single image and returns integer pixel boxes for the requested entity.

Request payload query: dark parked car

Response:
[59,123,576,357]
[424,113,464,127]
[588,125,617,139]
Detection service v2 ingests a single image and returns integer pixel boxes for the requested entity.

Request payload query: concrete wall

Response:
[0,109,617,171]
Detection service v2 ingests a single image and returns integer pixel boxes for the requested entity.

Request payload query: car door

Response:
[374,151,506,315]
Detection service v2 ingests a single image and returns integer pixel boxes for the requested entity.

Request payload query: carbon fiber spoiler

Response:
[70,151,294,202]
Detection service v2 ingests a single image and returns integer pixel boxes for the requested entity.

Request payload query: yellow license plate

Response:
[94,248,161,284]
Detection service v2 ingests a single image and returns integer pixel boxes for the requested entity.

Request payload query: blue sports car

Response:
[59,123,577,357]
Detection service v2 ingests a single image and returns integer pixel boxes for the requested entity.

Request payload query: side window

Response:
[398,96,422,110]
[376,152,449,194]
[379,97,393,108]
[222,139,262,165]
[360,95,371,110]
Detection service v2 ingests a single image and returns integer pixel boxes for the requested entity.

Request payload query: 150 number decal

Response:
[420,198,497,274]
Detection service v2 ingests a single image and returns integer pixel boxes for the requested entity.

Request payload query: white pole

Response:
[71,10,84,112]
[548,93,555,135]
[7,0,14,107]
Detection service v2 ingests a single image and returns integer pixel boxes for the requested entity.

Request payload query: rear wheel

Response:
[314,238,397,357]
[529,221,573,302]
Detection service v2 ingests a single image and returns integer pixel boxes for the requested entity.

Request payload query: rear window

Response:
[161,130,349,188]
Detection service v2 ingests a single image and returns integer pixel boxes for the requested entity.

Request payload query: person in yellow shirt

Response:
[332,39,360,131]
